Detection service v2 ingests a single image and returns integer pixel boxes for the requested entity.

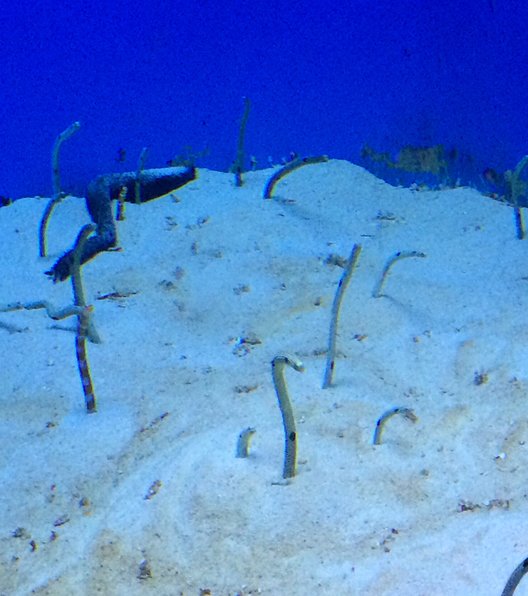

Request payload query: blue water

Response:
[2,0,526,198]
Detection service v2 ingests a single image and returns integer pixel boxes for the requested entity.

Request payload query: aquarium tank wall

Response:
[1,0,526,198]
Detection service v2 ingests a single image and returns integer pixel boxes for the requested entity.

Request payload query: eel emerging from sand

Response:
[46,165,196,282]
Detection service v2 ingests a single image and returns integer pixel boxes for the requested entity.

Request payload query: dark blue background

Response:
[2,0,526,198]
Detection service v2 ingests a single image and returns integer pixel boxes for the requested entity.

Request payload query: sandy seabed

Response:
[1,160,527,595]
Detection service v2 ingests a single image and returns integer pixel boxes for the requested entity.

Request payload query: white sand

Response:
[1,160,527,595]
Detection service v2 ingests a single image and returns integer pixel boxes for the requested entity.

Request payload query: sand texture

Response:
[1,160,527,595]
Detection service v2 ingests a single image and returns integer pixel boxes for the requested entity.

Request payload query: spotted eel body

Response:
[75,305,96,413]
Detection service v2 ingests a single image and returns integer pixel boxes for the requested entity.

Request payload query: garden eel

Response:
[46,165,196,282]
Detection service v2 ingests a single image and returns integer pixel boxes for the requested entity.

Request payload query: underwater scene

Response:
[2,1,528,594]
